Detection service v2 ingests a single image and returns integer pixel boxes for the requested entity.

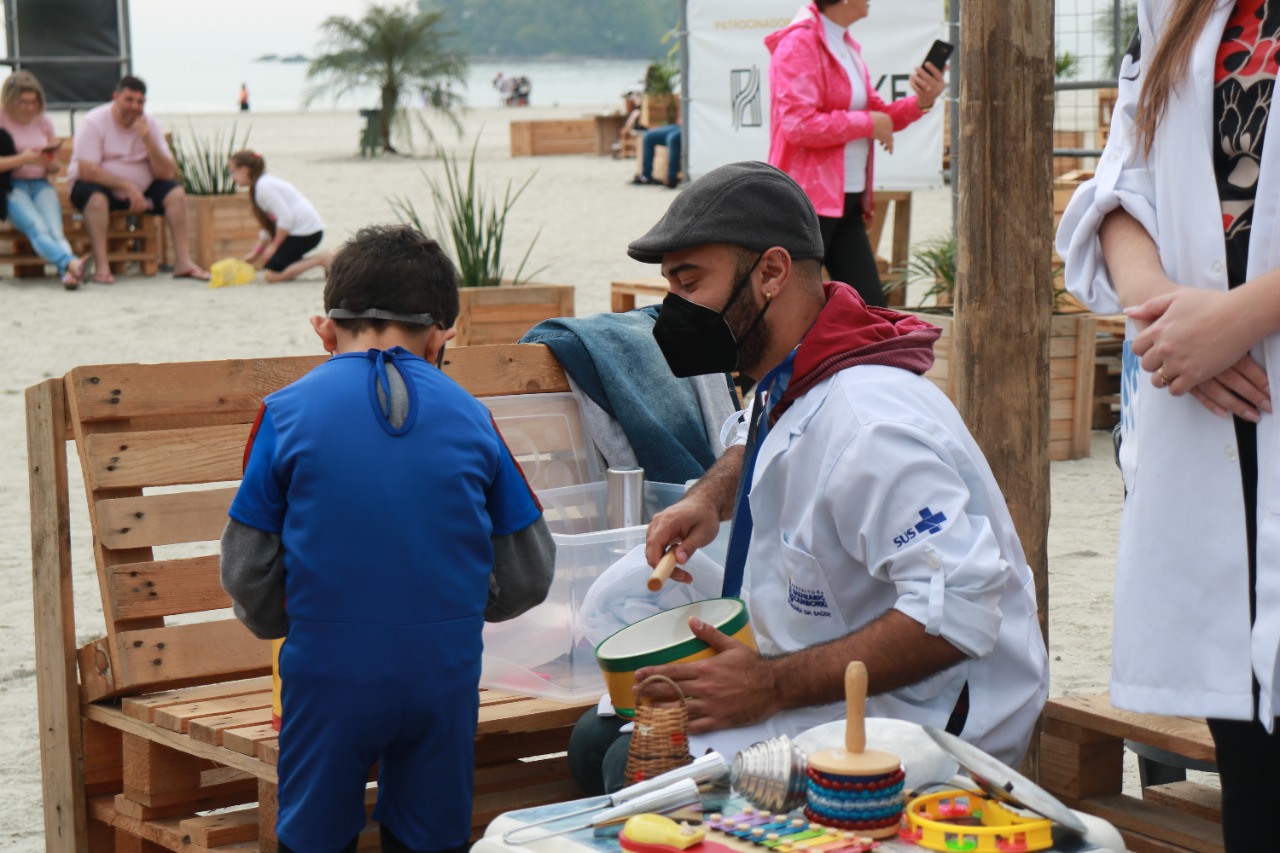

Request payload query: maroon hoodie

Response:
[771,281,941,426]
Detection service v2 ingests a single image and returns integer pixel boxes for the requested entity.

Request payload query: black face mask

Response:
[652,255,770,378]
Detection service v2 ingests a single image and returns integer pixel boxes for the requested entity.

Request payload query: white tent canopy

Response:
[682,0,948,188]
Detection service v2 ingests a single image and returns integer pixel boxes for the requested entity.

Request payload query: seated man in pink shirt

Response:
[67,76,208,282]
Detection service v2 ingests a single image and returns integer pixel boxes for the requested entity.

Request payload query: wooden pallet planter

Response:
[510,119,598,157]
[29,345,599,853]
[1052,130,1086,179]
[455,283,575,346]
[181,193,261,270]
[1041,695,1223,853]
[908,310,1096,461]
[1098,88,1119,150]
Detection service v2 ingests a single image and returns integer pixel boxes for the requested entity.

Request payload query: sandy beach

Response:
[0,105,1124,846]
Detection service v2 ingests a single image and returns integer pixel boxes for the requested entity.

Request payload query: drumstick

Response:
[647,550,679,591]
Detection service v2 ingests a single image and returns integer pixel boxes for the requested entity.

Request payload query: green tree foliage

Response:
[307,3,468,153]
[420,0,678,58]
[1095,1,1138,77]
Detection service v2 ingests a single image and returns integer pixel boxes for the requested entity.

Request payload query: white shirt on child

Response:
[253,173,324,237]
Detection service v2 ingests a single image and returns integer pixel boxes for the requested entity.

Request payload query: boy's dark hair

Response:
[117,75,147,95]
[325,225,460,335]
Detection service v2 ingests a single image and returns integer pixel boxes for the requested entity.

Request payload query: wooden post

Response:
[954,0,1054,777]
[27,378,89,852]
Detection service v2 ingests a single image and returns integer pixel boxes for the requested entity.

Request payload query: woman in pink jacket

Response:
[766,1,945,307]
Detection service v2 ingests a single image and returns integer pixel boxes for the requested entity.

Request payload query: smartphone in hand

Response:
[41,139,64,155]
[923,39,954,73]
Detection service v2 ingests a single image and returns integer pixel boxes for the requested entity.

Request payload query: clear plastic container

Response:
[481,481,730,702]
[483,392,601,491]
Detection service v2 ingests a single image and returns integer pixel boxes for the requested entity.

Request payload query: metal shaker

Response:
[606,466,645,528]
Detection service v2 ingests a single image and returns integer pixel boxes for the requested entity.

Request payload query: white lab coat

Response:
[1057,0,1280,725]
[691,365,1048,767]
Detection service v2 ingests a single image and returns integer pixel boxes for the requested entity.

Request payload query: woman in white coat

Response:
[1057,1,1280,848]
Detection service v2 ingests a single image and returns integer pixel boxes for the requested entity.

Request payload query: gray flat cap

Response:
[627,160,824,264]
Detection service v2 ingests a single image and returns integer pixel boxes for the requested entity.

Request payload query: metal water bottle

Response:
[606,466,645,529]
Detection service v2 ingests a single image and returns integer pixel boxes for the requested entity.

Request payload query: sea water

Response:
[138,56,651,114]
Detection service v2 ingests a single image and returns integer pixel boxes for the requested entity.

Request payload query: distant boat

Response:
[253,53,279,62]
[280,54,309,64]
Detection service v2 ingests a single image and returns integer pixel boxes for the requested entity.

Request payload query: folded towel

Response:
[521,308,736,484]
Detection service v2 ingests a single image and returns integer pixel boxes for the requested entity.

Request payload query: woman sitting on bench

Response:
[0,71,91,290]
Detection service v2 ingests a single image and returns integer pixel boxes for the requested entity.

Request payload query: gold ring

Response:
[1158,367,1171,385]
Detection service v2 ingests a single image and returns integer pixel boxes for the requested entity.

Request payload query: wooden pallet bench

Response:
[29,345,598,852]
[0,137,162,278]
[1041,694,1223,853]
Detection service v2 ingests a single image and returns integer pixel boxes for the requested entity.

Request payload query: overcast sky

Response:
[130,0,374,68]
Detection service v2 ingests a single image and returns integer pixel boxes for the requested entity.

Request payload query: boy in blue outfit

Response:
[221,225,556,853]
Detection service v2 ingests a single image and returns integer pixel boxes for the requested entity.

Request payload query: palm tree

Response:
[306,3,467,153]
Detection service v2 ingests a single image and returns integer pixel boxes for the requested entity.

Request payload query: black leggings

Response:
[1206,417,1280,853]
[1207,716,1280,852]
[818,192,884,308]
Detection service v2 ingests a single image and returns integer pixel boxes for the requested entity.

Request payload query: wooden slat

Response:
[179,808,259,847]
[89,794,260,853]
[122,676,273,722]
[27,378,89,853]
[222,724,278,758]
[474,754,572,796]
[84,705,275,782]
[98,488,236,549]
[1061,793,1223,853]
[108,556,228,621]
[67,357,323,424]
[189,711,274,747]
[475,694,598,735]
[153,692,273,733]
[112,620,270,694]
[83,424,250,491]
[1045,695,1216,762]
[1072,314,1098,457]
[439,344,569,397]
[1144,782,1222,825]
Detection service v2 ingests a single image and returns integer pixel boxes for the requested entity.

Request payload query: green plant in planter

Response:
[894,234,1079,312]
[390,139,542,288]
[898,234,956,308]
[644,55,680,96]
[171,124,252,196]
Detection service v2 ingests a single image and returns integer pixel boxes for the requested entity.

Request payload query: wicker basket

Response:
[624,674,694,785]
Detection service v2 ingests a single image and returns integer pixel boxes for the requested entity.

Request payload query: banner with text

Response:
[685,0,947,188]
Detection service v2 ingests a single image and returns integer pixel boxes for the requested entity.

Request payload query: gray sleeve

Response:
[220,518,289,640]
[485,515,556,623]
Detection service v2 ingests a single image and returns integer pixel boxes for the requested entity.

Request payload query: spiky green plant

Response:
[171,124,251,195]
[1095,1,1139,78]
[390,140,542,288]
[902,234,957,307]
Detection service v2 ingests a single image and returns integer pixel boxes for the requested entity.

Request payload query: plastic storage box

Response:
[481,481,730,702]
[483,392,600,490]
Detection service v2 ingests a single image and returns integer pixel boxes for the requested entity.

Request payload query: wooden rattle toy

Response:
[803,662,904,837]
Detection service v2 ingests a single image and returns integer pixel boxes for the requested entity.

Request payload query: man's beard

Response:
[726,290,771,379]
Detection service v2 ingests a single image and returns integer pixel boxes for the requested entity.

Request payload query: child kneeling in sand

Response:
[221,224,555,853]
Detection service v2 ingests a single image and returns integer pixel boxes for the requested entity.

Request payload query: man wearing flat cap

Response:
[570,162,1048,794]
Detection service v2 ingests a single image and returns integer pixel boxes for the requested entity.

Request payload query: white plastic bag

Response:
[578,544,727,647]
